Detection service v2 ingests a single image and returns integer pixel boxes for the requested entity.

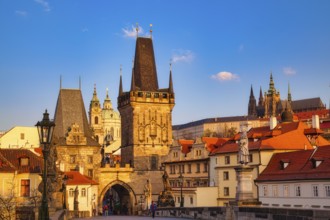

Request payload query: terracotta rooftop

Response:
[202,137,228,152]
[65,171,98,186]
[210,121,330,155]
[178,139,194,154]
[256,145,330,182]
[0,149,43,173]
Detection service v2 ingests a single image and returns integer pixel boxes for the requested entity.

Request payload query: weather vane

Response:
[150,23,153,38]
[136,23,139,38]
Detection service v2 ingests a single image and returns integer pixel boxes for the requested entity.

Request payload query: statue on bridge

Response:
[157,171,175,207]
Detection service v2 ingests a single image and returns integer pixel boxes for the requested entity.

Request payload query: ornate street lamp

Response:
[36,110,55,220]
[62,175,68,209]
[178,172,184,208]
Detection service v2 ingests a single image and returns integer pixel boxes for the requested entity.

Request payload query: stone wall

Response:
[156,206,330,220]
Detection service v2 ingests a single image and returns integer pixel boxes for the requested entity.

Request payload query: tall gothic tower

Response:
[264,73,280,117]
[118,37,175,171]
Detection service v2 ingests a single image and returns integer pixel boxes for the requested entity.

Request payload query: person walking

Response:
[150,201,157,218]
[103,204,108,216]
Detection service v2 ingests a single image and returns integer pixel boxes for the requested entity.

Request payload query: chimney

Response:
[270,116,277,130]
[312,115,320,129]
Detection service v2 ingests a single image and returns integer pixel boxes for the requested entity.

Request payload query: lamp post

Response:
[178,172,184,208]
[62,175,68,209]
[36,110,55,220]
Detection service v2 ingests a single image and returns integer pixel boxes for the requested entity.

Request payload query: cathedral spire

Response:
[248,85,257,116]
[168,62,174,94]
[268,72,275,94]
[258,86,263,106]
[119,65,123,96]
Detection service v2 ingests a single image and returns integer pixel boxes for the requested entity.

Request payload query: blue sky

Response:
[1,0,330,131]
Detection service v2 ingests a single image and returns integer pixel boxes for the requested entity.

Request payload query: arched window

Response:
[69,188,74,197]
[95,116,99,124]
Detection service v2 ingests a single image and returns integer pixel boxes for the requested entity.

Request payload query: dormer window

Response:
[280,160,290,170]
[311,158,323,168]
[20,157,29,166]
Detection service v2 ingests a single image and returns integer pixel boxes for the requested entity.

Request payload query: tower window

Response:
[95,116,99,124]
[150,155,158,170]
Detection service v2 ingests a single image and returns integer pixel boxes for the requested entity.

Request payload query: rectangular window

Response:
[187,181,191,187]
[190,197,193,204]
[203,163,208,173]
[262,185,268,197]
[188,164,192,173]
[150,155,158,170]
[295,185,301,197]
[223,171,229,180]
[325,185,330,197]
[88,169,93,178]
[283,185,289,197]
[87,155,93,164]
[70,155,76,164]
[20,133,25,140]
[81,188,86,197]
[196,163,200,173]
[272,185,278,197]
[249,154,253,163]
[20,158,29,166]
[224,187,229,196]
[312,185,319,197]
[181,164,185,174]
[21,179,30,197]
[225,156,230,165]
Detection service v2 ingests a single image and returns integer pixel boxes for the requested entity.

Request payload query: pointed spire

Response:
[258,86,263,106]
[106,88,110,99]
[168,62,174,94]
[249,85,255,98]
[268,72,275,94]
[130,64,136,91]
[287,82,292,102]
[119,65,123,96]
[248,85,257,116]
[92,84,99,102]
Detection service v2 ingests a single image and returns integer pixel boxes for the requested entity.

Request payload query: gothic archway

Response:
[99,180,136,215]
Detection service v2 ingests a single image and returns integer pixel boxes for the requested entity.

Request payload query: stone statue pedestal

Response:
[233,165,260,206]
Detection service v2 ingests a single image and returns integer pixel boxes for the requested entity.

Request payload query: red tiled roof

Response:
[202,137,228,152]
[178,139,194,154]
[0,149,43,173]
[294,109,329,120]
[210,121,330,155]
[65,171,98,185]
[256,145,330,182]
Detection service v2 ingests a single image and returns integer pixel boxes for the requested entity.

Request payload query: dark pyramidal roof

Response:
[53,88,99,146]
[131,37,159,92]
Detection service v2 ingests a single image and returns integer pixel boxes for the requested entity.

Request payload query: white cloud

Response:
[211,71,239,82]
[81,27,89,33]
[34,0,51,12]
[122,25,144,38]
[238,44,244,52]
[283,67,296,75]
[171,50,195,63]
[15,10,28,16]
